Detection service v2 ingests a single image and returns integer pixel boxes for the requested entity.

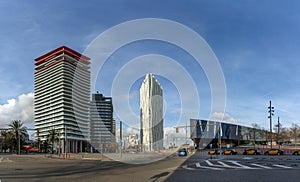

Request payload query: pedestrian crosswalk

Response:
[0,157,13,163]
[182,160,293,171]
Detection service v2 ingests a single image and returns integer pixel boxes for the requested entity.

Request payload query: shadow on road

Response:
[150,171,170,182]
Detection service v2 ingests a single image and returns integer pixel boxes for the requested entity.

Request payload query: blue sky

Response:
[1,0,300,135]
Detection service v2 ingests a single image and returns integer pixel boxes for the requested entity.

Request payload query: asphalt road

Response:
[0,153,187,182]
[166,150,300,182]
[1,151,300,182]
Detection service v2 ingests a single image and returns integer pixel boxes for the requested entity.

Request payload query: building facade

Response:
[34,46,90,153]
[140,73,163,151]
[90,93,115,152]
[125,134,139,150]
[190,119,268,149]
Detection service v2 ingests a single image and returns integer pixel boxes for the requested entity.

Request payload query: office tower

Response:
[90,92,115,152]
[140,73,163,151]
[34,46,90,153]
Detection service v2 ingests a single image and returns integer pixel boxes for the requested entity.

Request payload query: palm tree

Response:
[47,129,59,154]
[8,120,28,154]
[0,130,10,152]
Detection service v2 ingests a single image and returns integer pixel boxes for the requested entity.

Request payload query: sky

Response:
[1,0,300,140]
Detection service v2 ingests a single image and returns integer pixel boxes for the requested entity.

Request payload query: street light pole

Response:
[65,125,67,159]
[268,100,274,149]
[18,130,20,155]
[120,120,122,159]
[275,116,281,148]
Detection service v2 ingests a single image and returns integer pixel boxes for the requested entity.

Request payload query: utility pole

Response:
[18,130,20,155]
[65,125,67,159]
[185,121,188,144]
[275,116,281,148]
[268,100,274,149]
[120,121,122,159]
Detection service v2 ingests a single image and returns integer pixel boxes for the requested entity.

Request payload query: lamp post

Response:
[120,120,122,159]
[18,130,20,155]
[268,100,274,149]
[65,125,67,159]
[275,116,281,148]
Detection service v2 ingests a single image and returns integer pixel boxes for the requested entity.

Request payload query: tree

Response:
[248,123,262,148]
[8,120,28,154]
[0,130,10,152]
[47,129,59,154]
[289,124,300,144]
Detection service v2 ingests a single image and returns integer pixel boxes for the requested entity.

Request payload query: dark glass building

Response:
[90,93,115,152]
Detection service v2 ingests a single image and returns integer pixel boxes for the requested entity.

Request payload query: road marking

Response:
[251,163,272,169]
[272,164,292,169]
[183,160,294,171]
[182,165,196,170]
[0,157,3,162]
[242,157,253,160]
[195,162,224,170]
[206,160,239,169]
[218,161,233,168]
[229,161,257,169]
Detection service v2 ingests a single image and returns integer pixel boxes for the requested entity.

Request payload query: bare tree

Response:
[289,124,300,145]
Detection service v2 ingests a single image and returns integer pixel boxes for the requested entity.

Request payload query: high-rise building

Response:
[34,46,90,153]
[140,73,164,151]
[90,92,115,151]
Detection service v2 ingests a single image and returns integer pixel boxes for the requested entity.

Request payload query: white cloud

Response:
[126,126,139,135]
[211,112,241,124]
[0,93,34,128]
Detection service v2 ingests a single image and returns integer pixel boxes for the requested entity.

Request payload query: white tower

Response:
[140,73,163,151]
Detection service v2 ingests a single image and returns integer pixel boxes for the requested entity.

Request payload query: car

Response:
[178,148,187,156]
[243,148,261,155]
[292,150,300,155]
[222,149,238,155]
[264,149,284,155]
[208,149,222,155]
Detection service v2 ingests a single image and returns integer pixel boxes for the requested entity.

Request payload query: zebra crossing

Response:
[0,157,13,163]
[182,159,293,171]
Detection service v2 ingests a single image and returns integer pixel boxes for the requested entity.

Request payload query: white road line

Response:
[0,157,3,162]
[6,158,13,162]
[195,162,224,170]
[205,160,215,166]
[229,161,257,169]
[205,160,224,167]
[182,165,196,170]
[206,160,239,169]
[251,163,272,169]
[272,164,292,169]
[218,161,234,168]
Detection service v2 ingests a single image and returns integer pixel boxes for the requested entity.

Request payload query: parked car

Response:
[264,149,284,155]
[222,149,238,155]
[208,149,222,155]
[178,148,187,156]
[243,148,261,155]
[292,150,300,155]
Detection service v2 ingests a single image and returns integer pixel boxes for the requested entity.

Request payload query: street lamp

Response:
[268,100,274,149]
